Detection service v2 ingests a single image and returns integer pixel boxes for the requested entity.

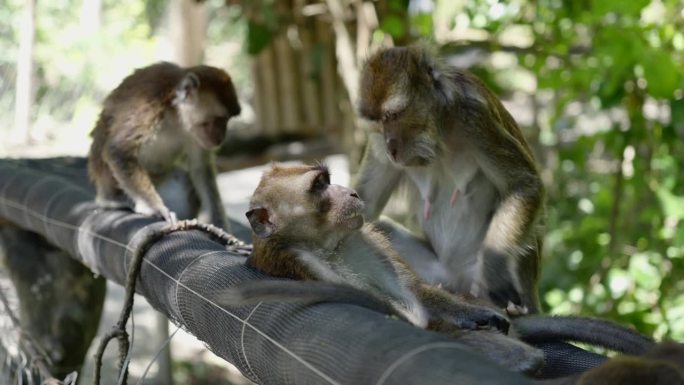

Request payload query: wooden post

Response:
[13,0,36,144]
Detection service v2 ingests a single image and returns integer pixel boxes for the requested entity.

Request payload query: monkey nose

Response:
[387,138,399,161]
[350,191,359,199]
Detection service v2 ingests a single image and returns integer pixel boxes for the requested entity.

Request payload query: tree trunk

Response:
[0,227,106,381]
[13,0,36,144]
[169,0,207,66]
[79,0,102,34]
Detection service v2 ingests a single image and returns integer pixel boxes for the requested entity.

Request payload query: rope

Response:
[92,219,249,385]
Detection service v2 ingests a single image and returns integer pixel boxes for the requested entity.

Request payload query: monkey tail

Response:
[513,315,655,355]
[214,280,406,321]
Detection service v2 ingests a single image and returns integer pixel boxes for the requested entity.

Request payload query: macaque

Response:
[538,342,684,385]
[241,163,546,373]
[88,62,241,229]
[220,163,658,376]
[245,162,507,331]
[354,45,544,315]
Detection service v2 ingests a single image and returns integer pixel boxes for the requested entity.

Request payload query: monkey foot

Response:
[455,308,510,334]
[134,201,177,223]
[450,189,460,207]
[505,301,529,317]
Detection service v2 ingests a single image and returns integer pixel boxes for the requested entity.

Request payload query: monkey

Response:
[213,162,662,376]
[237,162,548,373]
[353,44,544,316]
[217,163,655,375]
[244,162,510,331]
[88,62,241,229]
[536,342,684,385]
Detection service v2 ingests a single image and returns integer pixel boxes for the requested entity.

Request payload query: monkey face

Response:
[175,72,239,150]
[177,91,233,150]
[359,47,439,167]
[247,164,365,247]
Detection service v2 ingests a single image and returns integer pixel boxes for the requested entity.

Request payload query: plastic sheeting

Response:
[0,157,535,385]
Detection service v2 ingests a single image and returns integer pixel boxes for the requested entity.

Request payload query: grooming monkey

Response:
[88,62,241,229]
[354,45,544,315]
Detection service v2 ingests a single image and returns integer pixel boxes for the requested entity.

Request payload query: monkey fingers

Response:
[134,200,177,223]
[450,306,509,334]
[160,207,178,224]
[505,301,529,317]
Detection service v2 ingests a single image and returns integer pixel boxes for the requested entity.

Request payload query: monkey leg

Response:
[483,246,541,315]
[156,170,200,221]
[93,168,128,208]
[374,218,452,286]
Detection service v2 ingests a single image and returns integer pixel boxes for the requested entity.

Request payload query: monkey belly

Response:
[408,170,498,290]
[138,128,187,175]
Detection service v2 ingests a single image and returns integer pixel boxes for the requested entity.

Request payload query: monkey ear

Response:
[245,207,275,238]
[176,72,200,102]
[426,63,457,104]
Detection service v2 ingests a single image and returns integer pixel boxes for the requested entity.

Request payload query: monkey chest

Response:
[406,161,498,260]
[138,129,187,175]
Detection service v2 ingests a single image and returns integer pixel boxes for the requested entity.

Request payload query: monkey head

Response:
[358,46,465,167]
[174,66,241,150]
[246,163,365,248]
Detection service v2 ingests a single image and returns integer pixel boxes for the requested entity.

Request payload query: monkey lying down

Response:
[216,163,654,376]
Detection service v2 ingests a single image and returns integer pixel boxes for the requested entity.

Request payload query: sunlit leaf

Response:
[592,0,650,17]
[380,15,406,39]
[642,50,681,99]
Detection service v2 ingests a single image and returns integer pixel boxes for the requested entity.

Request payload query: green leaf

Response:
[670,98,684,128]
[642,50,681,99]
[592,0,650,17]
[656,187,684,221]
[246,20,272,56]
[380,15,406,39]
[411,13,433,38]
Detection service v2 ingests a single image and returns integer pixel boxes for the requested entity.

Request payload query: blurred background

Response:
[1,0,684,383]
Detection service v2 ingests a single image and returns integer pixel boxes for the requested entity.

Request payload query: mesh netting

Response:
[0,157,538,385]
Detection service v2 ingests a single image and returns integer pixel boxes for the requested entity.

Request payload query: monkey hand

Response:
[451,305,510,334]
[134,200,177,223]
[505,301,529,317]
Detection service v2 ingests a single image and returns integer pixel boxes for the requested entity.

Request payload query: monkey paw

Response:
[134,201,177,223]
[455,308,510,334]
[505,301,529,317]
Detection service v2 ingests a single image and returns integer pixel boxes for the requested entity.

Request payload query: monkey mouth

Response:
[393,155,431,168]
[195,127,227,150]
[340,214,364,230]
[406,157,431,167]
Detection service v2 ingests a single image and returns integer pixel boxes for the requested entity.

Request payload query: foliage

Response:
[232,0,684,339]
[1,0,682,341]
[434,0,684,339]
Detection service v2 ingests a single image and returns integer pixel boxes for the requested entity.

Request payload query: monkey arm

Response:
[353,133,403,221]
[461,100,544,311]
[105,143,174,222]
[186,147,229,231]
[414,282,509,333]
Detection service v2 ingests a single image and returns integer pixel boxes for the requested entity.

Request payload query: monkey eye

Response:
[214,116,228,129]
[382,111,398,123]
[310,172,330,193]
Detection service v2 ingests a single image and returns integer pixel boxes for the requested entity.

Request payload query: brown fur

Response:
[243,163,544,374]
[88,62,240,226]
[355,45,544,314]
